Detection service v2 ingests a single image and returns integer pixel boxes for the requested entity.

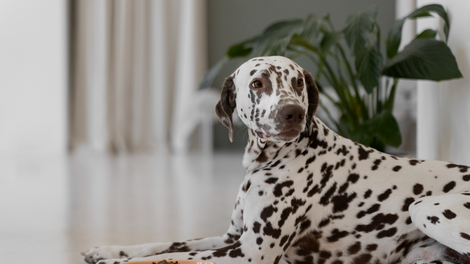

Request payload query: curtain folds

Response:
[69,0,207,154]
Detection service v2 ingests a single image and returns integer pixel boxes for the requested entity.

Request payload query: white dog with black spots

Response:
[84,56,470,264]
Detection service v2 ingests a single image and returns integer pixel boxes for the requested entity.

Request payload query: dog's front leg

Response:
[96,228,292,264]
[84,183,248,264]
[84,236,234,264]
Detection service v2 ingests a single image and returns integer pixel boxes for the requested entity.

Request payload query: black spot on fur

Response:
[326,229,349,242]
[443,181,456,193]
[364,189,372,199]
[348,241,361,255]
[263,222,282,239]
[392,166,402,172]
[260,205,276,222]
[299,219,311,234]
[305,155,317,167]
[256,150,268,163]
[443,209,457,219]
[358,146,372,160]
[378,189,392,202]
[273,180,294,197]
[427,216,440,224]
[447,163,469,173]
[376,227,397,238]
[243,180,251,192]
[253,222,261,233]
[319,250,332,260]
[413,184,424,195]
[280,235,289,247]
[229,248,245,258]
[213,241,242,258]
[402,197,415,211]
[355,213,398,233]
[405,217,412,225]
[319,218,330,228]
[371,159,382,170]
[352,253,372,264]
[366,244,378,252]
[461,232,470,241]
[265,177,278,184]
[163,242,191,253]
[320,182,337,205]
[331,192,357,213]
[278,207,293,227]
[223,233,241,244]
[357,204,380,219]
[348,173,360,183]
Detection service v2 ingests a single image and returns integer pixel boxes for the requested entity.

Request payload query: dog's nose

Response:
[280,105,304,123]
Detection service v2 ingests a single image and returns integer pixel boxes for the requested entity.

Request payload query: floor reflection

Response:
[0,152,244,264]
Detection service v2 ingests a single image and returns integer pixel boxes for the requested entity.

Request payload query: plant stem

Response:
[375,22,382,114]
[384,78,398,111]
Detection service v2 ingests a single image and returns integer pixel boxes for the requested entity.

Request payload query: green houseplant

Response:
[201,4,462,152]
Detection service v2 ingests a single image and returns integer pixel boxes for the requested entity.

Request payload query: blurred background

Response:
[0,0,469,263]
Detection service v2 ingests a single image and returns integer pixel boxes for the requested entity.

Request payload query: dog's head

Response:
[216,56,319,143]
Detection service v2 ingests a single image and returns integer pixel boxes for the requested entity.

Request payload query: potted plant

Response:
[201,4,462,152]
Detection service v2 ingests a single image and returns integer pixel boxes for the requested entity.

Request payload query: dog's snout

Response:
[280,105,304,123]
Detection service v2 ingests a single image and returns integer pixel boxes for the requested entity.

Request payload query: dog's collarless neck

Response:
[242,118,329,172]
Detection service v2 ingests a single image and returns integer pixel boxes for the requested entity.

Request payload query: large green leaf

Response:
[386,4,449,59]
[407,4,449,40]
[344,5,377,56]
[299,14,324,45]
[386,19,405,59]
[382,38,463,81]
[355,46,380,93]
[416,29,437,39]
[289,34,321,54]
[227,43,252,58]
[252,19,303,56]
[320,31,343,52]
[364,110,402,147]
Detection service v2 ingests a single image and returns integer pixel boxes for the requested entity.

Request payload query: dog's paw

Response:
[82,246,130,264]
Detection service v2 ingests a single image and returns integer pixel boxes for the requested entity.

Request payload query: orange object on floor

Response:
[128,260,216,264]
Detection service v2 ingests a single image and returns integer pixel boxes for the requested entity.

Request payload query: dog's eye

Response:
[297,78,304,88]
[251,80,263,89]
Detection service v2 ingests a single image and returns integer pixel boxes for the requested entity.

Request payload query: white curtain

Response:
[69,0,208,154]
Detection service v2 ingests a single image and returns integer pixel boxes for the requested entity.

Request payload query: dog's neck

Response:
[242,116,332,171]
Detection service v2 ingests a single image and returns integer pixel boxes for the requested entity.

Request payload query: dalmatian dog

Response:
[83,56,470,264]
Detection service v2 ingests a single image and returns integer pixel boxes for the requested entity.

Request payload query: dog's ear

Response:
[303,71,319,133]
[215,76,237,142]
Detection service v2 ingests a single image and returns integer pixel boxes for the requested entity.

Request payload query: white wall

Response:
[417,0,470,164]
[0,0,67,156]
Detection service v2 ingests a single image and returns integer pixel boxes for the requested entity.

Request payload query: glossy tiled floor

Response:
[0,152,244,264]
